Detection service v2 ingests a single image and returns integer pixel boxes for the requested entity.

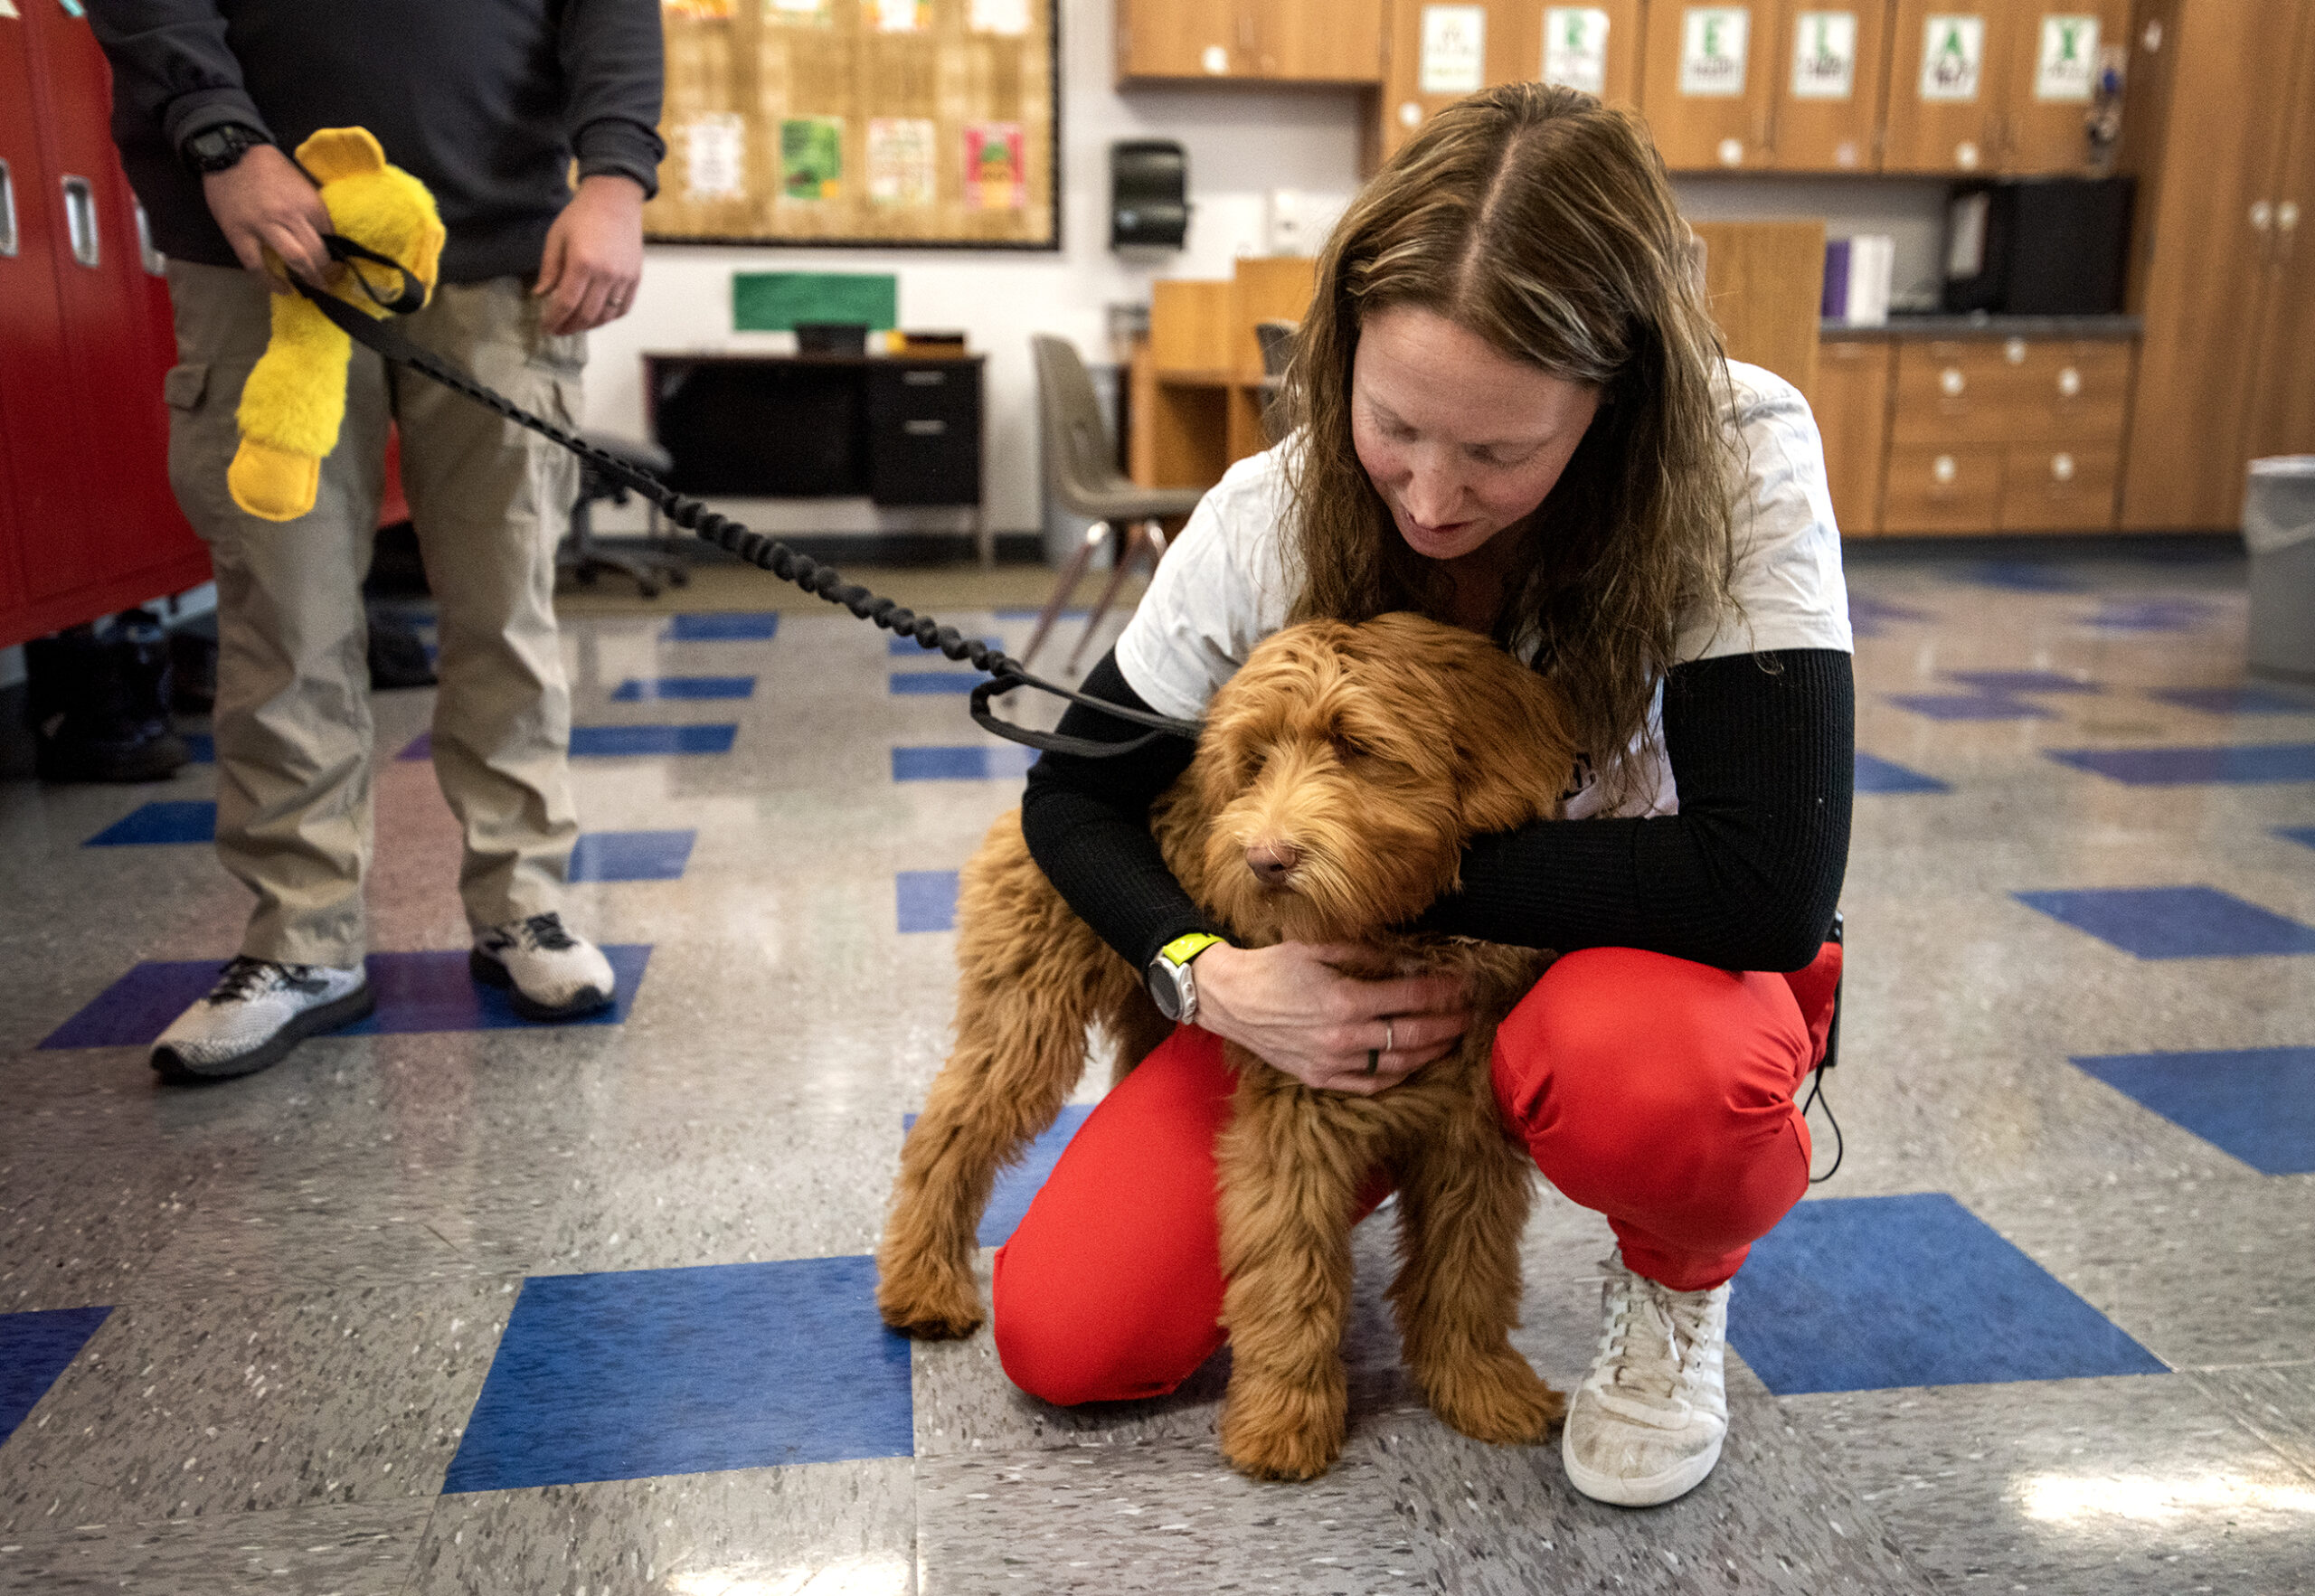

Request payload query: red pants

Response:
[990,945,1840,1408]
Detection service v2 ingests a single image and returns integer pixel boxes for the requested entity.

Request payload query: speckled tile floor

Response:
[3,543,2311,1593]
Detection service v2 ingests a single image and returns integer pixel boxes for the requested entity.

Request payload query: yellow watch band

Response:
[1158,931,1225,969]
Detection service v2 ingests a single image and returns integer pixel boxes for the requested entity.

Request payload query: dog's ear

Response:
[1450,649,1582,836]
[296,127,388,184]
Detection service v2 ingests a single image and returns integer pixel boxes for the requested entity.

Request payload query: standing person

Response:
[995,83,1852,1507]
[86,0,665,1081]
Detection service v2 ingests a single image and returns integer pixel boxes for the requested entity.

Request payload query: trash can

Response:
[2245,457,2315,681]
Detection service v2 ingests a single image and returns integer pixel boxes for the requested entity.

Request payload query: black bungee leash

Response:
[298,238,1203,760]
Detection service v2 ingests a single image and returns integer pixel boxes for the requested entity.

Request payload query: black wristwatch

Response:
[183,123,272,175]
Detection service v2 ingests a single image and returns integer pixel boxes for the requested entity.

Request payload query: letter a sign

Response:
[1919,14,1984,101]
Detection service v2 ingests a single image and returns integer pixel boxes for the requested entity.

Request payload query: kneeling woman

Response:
[999,82,1852,1508]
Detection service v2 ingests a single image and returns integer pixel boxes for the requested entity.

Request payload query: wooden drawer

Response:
[2000,445,2120,532]
[1881,444,2003,534]
[1893,339,2133,446]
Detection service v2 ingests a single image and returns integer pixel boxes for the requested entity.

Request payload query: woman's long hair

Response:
[1280,82,1735,804]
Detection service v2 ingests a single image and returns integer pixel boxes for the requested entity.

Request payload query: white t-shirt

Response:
[1113,360,1853,821]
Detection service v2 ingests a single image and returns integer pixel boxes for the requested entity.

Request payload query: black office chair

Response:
[559,432,688,599]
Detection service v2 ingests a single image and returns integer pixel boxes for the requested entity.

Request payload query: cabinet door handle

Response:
[1940,367,1966,397]
[2056,365,2082,397]
[1932,454,1958,485]
[902,370,947,386]
[903,418,948,437]
[2050,452,2075,483]
[61,175,100,268]
[2004,337,2027,364]
[2251,199,2273,232]
[0,160,16,259]
[2280,200,2301,262]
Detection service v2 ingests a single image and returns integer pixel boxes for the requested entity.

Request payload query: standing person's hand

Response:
[202,144,334,294]
[1191,940,1470,1096]
[535,175,646,335]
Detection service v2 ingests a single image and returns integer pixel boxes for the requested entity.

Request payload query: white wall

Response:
[586,0,1365,539]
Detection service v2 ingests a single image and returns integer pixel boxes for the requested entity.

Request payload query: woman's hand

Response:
[1191,941,1469,1096]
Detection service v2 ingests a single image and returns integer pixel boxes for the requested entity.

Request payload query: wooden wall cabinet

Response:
[1882,0,2129,175]
[1380,1,1646,162]
[1118,0,1384,84]
[2120,0,2315,529]
[1640,3,1887,172]
[1767,0,1892,170]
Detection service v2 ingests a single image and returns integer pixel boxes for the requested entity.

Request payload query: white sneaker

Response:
[150,957,373,1082]
[1561,1251,1732,1506]
[469,911,615,1021]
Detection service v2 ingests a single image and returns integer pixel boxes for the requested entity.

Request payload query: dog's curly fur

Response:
[876,612,1582,1480]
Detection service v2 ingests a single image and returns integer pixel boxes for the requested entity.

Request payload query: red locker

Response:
[0,0,208,652]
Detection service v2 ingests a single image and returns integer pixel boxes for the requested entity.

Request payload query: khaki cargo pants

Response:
[164,260,583,968]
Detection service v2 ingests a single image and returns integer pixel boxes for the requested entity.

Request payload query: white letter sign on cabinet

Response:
[1544,6,1611,94]
[1790,10,1858,99]
[1419,5,1488,93]
[1679,6,1750,96]
[1919,13,1985,99]
[2033,14,2099,100]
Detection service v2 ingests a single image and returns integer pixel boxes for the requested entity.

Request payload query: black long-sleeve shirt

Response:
[1021,646,1855,977]
[88,0,666,282]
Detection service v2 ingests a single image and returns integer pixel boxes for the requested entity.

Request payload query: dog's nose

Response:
[1245,842,1299,885]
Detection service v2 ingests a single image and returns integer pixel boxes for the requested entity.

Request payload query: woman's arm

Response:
[1424,647,1854,971]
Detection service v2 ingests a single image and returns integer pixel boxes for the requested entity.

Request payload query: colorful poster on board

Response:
[664,0,734,17]
[1541,8,1610,95]
[969,0,1031,34]
[1789,10,1857,99]
[1678,7,1749,98]
[764,0,832,24]
[780,117,844,201]
[964,123,1025,210]
[683,113,746,200]
[2033,14,2098,101]
[868,118,939,206]
[1919,14,1985,100]
[1419,5,1488,95]
[872,0,930,33]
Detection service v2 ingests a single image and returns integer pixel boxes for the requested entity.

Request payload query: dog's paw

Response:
[1219,1384,1346,1481]
[1422,1350,1566,1447]
[874,1261,985,1341]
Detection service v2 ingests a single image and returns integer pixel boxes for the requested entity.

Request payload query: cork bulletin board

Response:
[649,0,1058,250]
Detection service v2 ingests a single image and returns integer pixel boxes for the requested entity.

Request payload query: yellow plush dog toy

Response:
[229,127,445,521]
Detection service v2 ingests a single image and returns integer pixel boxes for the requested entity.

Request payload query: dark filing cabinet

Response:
[644,353,985,511]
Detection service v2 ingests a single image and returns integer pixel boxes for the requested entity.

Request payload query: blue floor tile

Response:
[2073,1047,2315,1176]
[1855,753,1951,794]
[442,1255,911,1493]
[2147,685,2315,714]
[2045,743,2315,785]
[568,830,696,883]
[2014,886,2315,959]
[660,612,779,642]
[902,1105,1094,1247]
[1847,592,1934,638]
[2281,826,2315,851]
[893,746,1039,782]
[1953,561,2091,593]
[1943,670,2101,695]
[40,946,653,1049]
[402,724,736,760]
[1726,1193,2165,1394]
[182,732,213,763]
[897,870,959,933]
[1,1307,112,1443]
[889,635,1000,656]
[890,672,986,696]
[2080,598,2214,631]
[609,675,757,702]
[83,800,217,846]
[1887,693,2055,722]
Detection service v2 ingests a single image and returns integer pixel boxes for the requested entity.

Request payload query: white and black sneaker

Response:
[470,911,616,1022]
[150,957,373,1082]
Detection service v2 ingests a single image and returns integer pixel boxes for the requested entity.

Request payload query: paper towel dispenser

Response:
[1111,140,1187,251]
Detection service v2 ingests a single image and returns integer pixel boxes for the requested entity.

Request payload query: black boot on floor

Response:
[27,612,190,784]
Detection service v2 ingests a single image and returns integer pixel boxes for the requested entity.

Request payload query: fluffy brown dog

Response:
[876,611,1581,1480]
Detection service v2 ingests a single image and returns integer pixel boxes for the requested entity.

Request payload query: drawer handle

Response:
[2051,452,2075,482]
[2056,366,2082,397]
[1933,454,1958,485]
[2004,338,2027,365]
[1955,140,1980,171]
[1940,367,1966,398]
[902,370,947,386]
[2251,200,2273,232]
[903,418,948,437]
[1718,137,1744,168]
